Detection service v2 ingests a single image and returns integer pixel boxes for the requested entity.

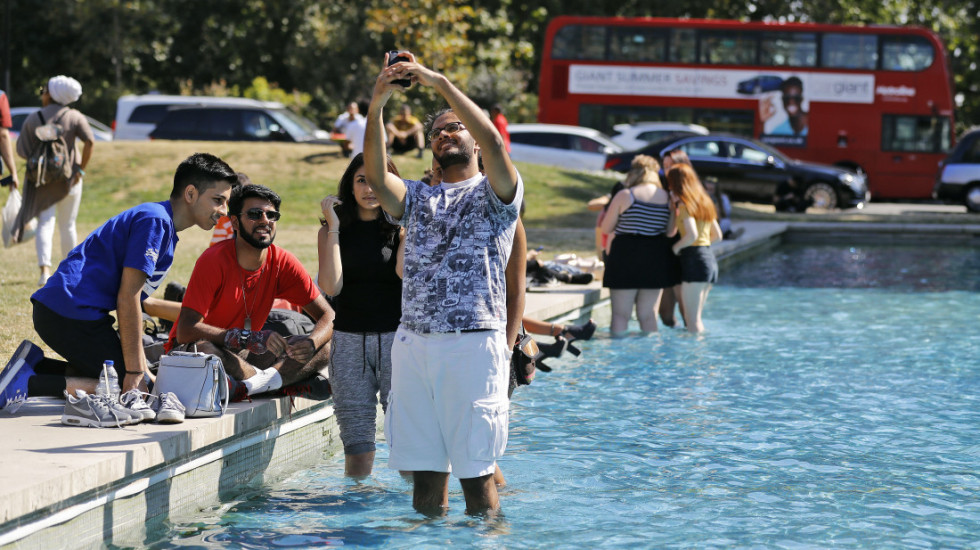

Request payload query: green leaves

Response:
[4,0,979,132]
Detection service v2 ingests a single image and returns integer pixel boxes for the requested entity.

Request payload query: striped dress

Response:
[603,188,681,289]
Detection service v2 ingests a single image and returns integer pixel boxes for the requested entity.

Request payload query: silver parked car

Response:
[608,121,708,151]
[508,123,622,171]
[934,127,980,212]
[10,107,113,142]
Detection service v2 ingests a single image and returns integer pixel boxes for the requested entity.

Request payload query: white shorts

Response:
[385,326,510,479]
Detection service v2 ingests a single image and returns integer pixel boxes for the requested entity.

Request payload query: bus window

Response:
[760,32,817,67]
[882,115,951,153]
[693,109,755,136]
[609,27,667,62]
[822,33,878,69]
[699,31,758,65]
[669,28,697,63]
[881,36,934,71]
[552,24,607,60]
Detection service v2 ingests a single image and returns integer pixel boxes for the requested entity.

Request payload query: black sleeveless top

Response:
[333,217,402,332]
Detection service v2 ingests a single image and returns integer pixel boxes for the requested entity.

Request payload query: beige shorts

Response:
[384,327,510,479]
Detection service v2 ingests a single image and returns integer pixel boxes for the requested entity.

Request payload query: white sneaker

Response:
[62,390,126,428]
[120,389,156,422]
[153,392,185,424]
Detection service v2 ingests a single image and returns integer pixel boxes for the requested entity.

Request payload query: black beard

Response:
[239,227,274,250]
[434,147,472,169]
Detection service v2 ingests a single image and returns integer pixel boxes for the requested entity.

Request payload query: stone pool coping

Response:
[1,217,978,547]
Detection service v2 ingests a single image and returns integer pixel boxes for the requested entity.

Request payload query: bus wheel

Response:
[966,184,980,213]
[804,182,838,210]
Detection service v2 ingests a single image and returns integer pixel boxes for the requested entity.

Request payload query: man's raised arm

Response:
[389,53,519,203]
[364,54,409,220]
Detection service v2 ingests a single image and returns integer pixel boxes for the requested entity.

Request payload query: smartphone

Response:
[534,246,544,252]
[0,175,12,187]
[386,50,412,88]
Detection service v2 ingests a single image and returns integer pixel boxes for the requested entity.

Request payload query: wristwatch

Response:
[238,329,251,348]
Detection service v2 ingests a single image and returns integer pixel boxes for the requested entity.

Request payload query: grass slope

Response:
[0,140,616,356]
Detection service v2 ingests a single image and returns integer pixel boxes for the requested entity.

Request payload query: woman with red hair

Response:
[666,164,722,334]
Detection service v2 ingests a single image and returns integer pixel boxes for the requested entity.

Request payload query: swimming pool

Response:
[148,245,980,548]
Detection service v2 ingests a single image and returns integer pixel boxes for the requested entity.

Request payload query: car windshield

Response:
[267,109,318,139]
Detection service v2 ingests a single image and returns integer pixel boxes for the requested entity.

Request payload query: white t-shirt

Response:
[345,117,367,157]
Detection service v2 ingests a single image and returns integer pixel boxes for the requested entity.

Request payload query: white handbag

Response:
[153,350,229,417]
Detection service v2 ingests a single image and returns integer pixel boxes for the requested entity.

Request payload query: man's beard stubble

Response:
[433,147,472,170]
[238,228,275,250]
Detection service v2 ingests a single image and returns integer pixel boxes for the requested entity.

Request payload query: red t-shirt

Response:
[166,239,320,350]
[0,92,11,129]
[492,113,510,153]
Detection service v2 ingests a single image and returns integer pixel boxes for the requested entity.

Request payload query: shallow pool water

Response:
[149,245,980,548]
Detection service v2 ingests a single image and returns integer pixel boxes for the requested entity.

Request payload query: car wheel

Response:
[965,184,980,213]
[804,182,838,210]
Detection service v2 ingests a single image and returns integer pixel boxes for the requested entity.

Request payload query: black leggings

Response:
[32,299,127,380]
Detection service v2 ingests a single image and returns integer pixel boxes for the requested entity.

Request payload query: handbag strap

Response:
[216,361,230,411]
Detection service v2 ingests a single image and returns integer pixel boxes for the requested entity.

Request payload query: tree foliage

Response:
[3,0,979,130]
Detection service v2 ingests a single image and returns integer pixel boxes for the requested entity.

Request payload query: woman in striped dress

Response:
[600,155,679,337]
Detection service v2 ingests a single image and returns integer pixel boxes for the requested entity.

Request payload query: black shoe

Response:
[280,374,331,401]
[164,281,186,303]
[537,336,569,359]
[569,273,593,284]
[562,319,596,342]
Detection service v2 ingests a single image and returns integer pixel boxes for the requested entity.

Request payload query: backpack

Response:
[26,108,74,189]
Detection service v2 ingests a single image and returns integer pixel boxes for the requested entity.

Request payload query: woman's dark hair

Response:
[326,153,401,245]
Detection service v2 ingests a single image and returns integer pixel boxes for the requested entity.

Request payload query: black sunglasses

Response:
[242,208,281,222]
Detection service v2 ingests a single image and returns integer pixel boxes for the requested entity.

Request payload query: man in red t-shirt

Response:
[170,184,334,398]
[490,104,510,153]
[0,89,19,189]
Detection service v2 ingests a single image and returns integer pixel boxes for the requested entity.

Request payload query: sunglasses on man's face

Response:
[242,208,281,222]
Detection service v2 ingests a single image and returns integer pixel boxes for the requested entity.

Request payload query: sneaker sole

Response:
[61,414,123,428]
[0,340,41,395]
[156,413,184,424]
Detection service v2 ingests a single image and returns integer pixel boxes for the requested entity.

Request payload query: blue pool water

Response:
[150,245,980,548]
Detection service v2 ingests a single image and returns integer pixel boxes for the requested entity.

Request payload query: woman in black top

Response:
[317,153,403,476]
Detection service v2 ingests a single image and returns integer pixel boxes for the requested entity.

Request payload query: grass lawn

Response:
[1,140,617,357]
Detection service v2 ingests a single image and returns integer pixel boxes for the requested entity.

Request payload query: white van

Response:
[113,94,285,140]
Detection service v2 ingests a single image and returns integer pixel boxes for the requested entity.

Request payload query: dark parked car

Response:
[605,134,868,210]
[149,105,330,143]
[933,127,980,212]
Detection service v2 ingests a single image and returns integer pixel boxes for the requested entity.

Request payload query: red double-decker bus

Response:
[538,16,955,200]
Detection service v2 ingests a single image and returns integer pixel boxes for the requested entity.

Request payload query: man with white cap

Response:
[16,75,95,286]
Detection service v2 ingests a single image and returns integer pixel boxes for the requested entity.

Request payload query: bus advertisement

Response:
[538,16,955,200]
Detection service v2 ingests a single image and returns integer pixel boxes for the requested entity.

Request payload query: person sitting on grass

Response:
[167,183,334,400]
[385,104,425,158]
[0,153,239,414]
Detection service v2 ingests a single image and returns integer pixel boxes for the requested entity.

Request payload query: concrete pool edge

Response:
[1,218,978,548]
